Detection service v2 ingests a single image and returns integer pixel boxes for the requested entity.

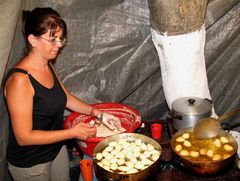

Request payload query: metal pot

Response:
[171,127,238,175]
[93,133,162,181]
[171,97,212,130]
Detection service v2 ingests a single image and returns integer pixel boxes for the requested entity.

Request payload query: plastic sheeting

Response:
[0,0,21,179]
[0,0,240,179]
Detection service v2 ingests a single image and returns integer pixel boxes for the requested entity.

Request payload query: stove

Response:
[134,118,240,181]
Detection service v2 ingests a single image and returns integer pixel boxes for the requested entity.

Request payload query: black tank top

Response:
[4,63,67,167]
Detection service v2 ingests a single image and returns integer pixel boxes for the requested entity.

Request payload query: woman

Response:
[3,7,120,181]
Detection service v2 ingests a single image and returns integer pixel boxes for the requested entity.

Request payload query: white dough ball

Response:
[96,153,103,161]
[117,158,125,166]
[147,143,154,151]
[109,141,118,147]
[135,139,142,146]
[135,161,144,170]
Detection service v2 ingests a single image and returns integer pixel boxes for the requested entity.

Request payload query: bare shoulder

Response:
[5,72,34,97]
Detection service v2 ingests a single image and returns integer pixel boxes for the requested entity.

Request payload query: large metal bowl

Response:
[171,127,237,175]
[93,133,162,181]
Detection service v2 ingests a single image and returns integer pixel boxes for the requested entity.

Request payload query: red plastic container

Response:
[64,102,141,157]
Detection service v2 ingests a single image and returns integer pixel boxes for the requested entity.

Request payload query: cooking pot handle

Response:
[220,108,240,131]
[169,111,182,120]
[204,98,213,104]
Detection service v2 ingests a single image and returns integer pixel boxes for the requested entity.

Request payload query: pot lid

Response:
[172,97,212,115]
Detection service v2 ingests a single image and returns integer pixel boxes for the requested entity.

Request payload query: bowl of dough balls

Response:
[93,133,161,181]
[171,127,238,175]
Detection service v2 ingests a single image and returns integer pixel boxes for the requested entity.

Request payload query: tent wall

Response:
[0,0,21,179]
[0,0,239,180]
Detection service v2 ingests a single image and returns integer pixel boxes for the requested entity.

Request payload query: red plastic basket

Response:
[64,102,141,157]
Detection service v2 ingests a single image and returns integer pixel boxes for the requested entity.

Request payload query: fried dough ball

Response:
[190,151,199,158]
[179,150,189,156]
[175,144,182,152]
[212,154,222,161]
[182,133,190,139]
[220,136,229,144]
[176,136,185,142]
[206,149,214,158]
[224,144,234,151]
[183,140,192,147]
[223,154,231,159]
[213,139,221,148]
[199,148,207,155]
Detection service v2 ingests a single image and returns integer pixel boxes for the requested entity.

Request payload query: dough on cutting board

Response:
[96,124,126,137]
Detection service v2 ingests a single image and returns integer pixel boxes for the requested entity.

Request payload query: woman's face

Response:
[33,27,65,60]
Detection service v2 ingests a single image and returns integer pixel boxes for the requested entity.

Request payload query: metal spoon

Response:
[193,108,240,139]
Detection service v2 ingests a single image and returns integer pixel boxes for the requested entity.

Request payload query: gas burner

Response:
[159,160,176,170]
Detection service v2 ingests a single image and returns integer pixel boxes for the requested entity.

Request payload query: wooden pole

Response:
[148,0,208,35]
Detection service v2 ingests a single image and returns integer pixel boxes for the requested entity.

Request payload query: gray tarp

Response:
[0,0,239,179]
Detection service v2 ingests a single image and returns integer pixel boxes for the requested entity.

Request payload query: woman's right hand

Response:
[71,122,96,140]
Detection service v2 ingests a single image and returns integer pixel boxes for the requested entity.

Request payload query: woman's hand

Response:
[71,122,96,140]
[101,112,122,131]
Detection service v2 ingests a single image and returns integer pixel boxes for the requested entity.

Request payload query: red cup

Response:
[150,123,162,139]
[79,159,93,181]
